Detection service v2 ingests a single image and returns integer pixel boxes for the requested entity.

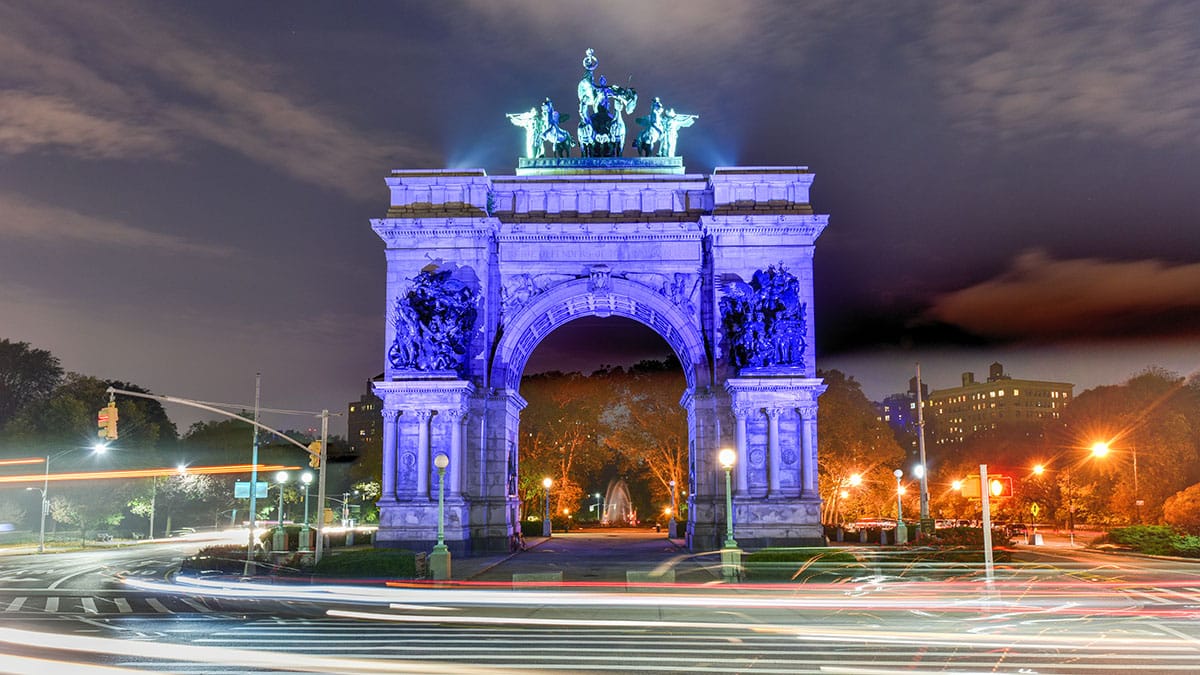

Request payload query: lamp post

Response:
[542,477,553,537]
[667,479,678,538]
[893,469,908,545]
[30,445,108,554]
[273,471,288,552]
[430,453,451,580]
[718,447,740,582]
[299,472,313,552]
[593,492,602,523]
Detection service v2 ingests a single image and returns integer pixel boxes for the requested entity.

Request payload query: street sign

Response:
[1031,502,1040,517]
[234,481,268,499]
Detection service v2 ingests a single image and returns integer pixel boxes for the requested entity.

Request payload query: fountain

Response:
[601,479,637,526]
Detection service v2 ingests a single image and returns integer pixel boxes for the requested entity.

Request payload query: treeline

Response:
[0,339,355,540]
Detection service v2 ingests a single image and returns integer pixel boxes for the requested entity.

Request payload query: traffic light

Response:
[97,403,118,440]
[989,476,1013,498]
[307,441,322,469]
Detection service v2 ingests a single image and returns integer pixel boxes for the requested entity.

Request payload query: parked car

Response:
[94,532,113,542]
[169,527,197,537]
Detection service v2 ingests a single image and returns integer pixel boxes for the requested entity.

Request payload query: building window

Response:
[1013,389,1019,396]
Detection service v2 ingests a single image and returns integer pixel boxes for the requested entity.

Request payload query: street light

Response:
[273,471,288,552]
[893,469,908,544]
[542,477,553,537]
[667,479,677,538]
[431,453,451,580]
[299,471,313,552]
[29,445,107,554]
[718,447,740,582]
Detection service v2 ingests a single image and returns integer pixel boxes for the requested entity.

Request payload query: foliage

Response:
[816,370,906,523]
[518,370,611,516]
[4,374,176,450]
[0,338,63,430]
[179,545,253,574]
[597,361,688,519]
[48,481,134,542]
[0,499,26,525]
[923,526,1012,548]
[312,548,416,578]
[1105,525,1177,556]
[1163,483,1200,534]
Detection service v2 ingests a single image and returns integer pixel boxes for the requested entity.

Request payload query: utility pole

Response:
[915,363,930,534]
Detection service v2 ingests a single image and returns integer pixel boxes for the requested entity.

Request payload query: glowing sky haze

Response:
[2,2,1198,433]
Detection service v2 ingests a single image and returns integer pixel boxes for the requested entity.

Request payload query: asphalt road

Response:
[3,530,1200,673]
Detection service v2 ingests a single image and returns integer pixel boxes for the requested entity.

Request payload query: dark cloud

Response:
[927,250,1200,341]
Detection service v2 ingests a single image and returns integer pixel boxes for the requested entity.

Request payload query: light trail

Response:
[0,463,299,484]
[0,457,46,467]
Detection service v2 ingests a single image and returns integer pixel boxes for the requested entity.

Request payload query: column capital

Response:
[442,408,466,422]
[732,405,755,420]
[765,407,782,420]
[413,410,434,422]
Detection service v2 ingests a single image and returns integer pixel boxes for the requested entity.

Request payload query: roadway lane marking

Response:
[44,597,58,613]
[114,598,132,613]
[4,597,25,612]
[81,597,98,614]
[147,598,170,613]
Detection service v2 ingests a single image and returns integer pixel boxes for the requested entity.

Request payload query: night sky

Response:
[3,2,1199,435]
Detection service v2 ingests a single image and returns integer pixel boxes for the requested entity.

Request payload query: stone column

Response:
[733,406,749,494]
[447,409,464,496]
[800,405,817,496]
[767,408,782,495]
[380,409,398,502]
[415,410,432,499]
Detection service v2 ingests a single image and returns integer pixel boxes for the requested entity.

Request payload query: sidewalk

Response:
[453,528,718,584]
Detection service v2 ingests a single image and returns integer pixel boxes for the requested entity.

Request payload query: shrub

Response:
[1171,534,1200,558]
[179,545,253,574]
[312,548,416,579]
[1107,525,1177,556]
[924,526,1012,548]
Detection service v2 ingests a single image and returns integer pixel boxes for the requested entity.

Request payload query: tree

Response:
[0,339,63,430]
[4,374,177,453]
[816,370,906,524]
[517,371,609,517]
[1059,368,1200,525]
[599,361,688,520]
[1163,483,1200,535]
[48,481,133,543]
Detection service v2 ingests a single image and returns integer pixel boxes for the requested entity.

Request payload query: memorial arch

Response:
[369,51,830,555]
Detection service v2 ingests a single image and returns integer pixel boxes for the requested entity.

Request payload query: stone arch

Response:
[491,277,709,393]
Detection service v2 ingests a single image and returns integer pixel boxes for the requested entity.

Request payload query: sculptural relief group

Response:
[507,49,698,160]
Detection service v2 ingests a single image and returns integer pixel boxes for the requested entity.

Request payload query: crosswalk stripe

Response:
[81,597,98,614]
[147,598,171,614]
[4,597,26,612]
[44,597,58,613]
[114,597,133,613]
[179,598,210,613]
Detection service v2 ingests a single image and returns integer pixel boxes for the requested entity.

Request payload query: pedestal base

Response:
[429,545,451,580]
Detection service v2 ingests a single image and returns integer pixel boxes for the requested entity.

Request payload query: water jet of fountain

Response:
[602,479,637,526]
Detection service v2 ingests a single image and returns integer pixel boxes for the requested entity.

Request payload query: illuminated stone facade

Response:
[370,160,829,553]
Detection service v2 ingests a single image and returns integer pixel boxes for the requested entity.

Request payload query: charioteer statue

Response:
[506,49,695,161]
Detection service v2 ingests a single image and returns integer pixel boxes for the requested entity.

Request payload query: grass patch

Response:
[312,548,417,579]
[744,547,861,581]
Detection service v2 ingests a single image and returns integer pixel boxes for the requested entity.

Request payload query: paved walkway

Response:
[452,527,721,584]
